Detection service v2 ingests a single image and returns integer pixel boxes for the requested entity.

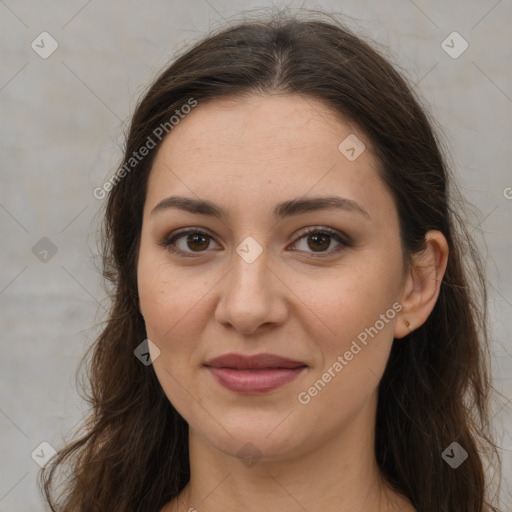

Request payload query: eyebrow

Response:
[150,195,370,220]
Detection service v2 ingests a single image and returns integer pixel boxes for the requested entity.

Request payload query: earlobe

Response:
[395,315,413,339]
[394,230,449,339]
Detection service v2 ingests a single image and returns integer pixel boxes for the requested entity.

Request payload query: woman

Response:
[41,10,502,512]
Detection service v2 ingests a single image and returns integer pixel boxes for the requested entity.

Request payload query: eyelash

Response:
[159,226,351,258]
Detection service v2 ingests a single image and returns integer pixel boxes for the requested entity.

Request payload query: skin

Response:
[136,93,449,512]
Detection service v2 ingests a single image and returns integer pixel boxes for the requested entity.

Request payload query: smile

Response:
[204,352,308,394]
[206,367,307,393]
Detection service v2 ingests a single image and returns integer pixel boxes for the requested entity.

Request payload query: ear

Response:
[394,230,449,339]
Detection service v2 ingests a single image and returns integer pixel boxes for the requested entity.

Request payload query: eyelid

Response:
[289,226,350,257]
[160,225,350,258]
[160,227,220,258]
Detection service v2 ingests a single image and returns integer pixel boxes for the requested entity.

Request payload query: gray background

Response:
[1,0,511,510]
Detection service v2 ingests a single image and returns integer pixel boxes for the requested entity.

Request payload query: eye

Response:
[160,226,350,258]
[290,226,350,257]
[160,228,220,258]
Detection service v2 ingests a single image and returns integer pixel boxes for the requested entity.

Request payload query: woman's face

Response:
[137,93,409,460]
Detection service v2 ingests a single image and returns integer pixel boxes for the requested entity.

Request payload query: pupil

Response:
[309,234,329,251]
[188,233,208,251]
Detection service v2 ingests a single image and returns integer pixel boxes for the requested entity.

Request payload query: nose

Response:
[214,247,288,335]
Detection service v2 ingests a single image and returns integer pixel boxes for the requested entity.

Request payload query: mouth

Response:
[204,353,308,394]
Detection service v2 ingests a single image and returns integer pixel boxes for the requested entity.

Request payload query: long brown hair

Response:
[40,10,503,512]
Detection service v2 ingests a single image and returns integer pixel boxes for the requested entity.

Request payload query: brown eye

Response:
[161,226,349,259]
[292,227,350,257]
[184,233,210,251]
[161,229,220,257]
[307,233,331,252]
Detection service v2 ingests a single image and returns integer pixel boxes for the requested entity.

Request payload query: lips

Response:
[205,353,307,370]
[204,353,307,394]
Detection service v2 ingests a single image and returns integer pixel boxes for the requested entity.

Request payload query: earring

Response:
[404,319,411,329]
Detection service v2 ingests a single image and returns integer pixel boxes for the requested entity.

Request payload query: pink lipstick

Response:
[204,353,307,394]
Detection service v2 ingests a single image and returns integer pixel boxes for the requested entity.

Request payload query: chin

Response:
[193,416,310,462]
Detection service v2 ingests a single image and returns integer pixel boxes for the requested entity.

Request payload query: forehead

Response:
[144,93,394,223]
[154,93,367,164]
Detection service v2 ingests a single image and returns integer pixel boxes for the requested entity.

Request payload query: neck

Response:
[167,391,413,512]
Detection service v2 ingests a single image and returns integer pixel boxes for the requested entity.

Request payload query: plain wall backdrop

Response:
[1,0,511,510]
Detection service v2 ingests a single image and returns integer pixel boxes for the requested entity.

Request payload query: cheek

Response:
[291,257,401,351]
[138,241,198,323]
[288,259,402,418]
[137,254,225,405]
[137,252,199,354]
[137,259,207,413]
[293,272,399,426]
